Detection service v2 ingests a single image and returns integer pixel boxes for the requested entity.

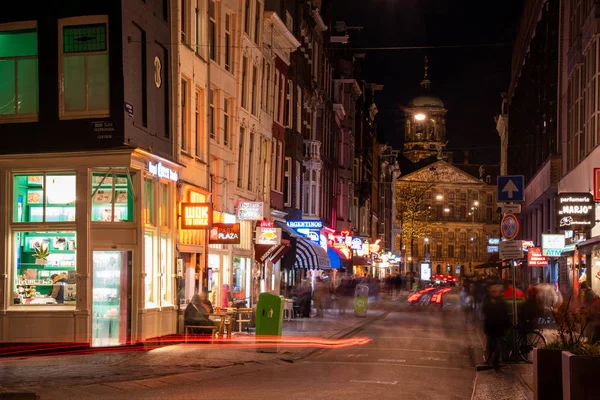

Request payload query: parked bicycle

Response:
[500,322,546,363]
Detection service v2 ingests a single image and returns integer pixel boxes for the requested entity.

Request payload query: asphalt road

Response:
[31,292,478,400]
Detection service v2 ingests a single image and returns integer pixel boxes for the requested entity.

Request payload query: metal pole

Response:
[511,260,518,359]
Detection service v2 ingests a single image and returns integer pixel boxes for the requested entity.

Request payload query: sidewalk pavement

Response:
[470,321,556,400]
[0,304,390,400]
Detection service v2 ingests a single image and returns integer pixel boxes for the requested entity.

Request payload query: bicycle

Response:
[500,323,547,363]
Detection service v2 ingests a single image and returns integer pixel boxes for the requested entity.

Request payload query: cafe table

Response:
[208,310,235,338]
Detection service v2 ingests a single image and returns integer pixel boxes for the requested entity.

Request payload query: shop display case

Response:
[14,232,76,304]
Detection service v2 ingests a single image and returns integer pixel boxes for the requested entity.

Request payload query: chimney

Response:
[463,150,469,165]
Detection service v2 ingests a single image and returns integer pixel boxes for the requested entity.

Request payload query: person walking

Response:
[482,284,510,369]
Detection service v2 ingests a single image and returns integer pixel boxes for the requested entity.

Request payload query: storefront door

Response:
[91,251,132,347]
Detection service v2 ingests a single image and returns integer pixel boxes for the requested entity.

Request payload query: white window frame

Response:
[181,78,189,153]
[58,15,110,119]
[295,160,301,209]
[224,13,233,72]
[209,88,217,142]
[0,21,38,123]
[195,0,207,58]
[296,84,302,133]
[223,97,230,147]
[284,157,292,207]
[286,79,293,128]
[144,175,174,309]
[274,69,280,121]
[277,141,283,192]
[195,87,204,159]
[208,0,218,62]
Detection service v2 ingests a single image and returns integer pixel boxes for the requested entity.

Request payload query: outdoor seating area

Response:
[183,306,255,341]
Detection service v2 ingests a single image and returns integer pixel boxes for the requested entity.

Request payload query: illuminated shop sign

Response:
[542,234,565,257]
[351,237,363,250]
[488,238,500,245]
[286,220,323,229]
[556,192,595,228]
[237,202,264,220]
[528,247,548,267]
[148,161,178,182]
[255,227,281,245]
[181,203,212,229]
[209,223,240,244]
[369,239,382,254]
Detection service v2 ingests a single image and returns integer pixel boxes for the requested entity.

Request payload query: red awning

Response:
[254,239,291,264]
[270,239,291,264]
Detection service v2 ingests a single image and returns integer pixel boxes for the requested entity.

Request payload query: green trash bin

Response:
[256,292,284,336]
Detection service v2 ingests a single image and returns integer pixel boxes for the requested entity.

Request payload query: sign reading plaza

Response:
[556,192,595,228]
[181,203,212,229]
[209,223,240,244]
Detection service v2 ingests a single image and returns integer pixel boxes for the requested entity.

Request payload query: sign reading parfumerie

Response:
[556,192,594,228]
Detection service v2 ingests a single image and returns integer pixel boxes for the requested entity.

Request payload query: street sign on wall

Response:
[500,203,522,214]
[501,214,520,240]
[499,240,523,259]
[497,175,524,202]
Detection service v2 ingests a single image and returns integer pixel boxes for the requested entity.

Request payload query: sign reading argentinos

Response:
[556,192,595,228]
[209,223,240,244]
[255,227,281,245]
[181,202,212,229]
[286,220,323,229]
[237,201,264,220]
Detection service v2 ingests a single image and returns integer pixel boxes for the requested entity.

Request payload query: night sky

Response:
[331,0,523,164]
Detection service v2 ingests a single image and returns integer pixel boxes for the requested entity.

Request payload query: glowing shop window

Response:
[13,174,76,223]
[91,173,133,222]
[144,232,155,306]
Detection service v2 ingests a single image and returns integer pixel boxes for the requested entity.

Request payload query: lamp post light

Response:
[414,113,426,121]
[469,201,479,273]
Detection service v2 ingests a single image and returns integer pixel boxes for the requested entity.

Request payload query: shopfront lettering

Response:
[209,223,241,244]
[556,192,595,228]
[181,203,212,229]
[148,161,178,182]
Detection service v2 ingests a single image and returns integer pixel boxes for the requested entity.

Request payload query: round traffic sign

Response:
[501,213,520,240]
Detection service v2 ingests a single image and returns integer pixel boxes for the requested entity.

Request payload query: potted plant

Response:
[33,243,50,265]
[534,296,600,400]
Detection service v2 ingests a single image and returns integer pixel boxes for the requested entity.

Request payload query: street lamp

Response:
[414,113,426,121]
[469,201,479,272]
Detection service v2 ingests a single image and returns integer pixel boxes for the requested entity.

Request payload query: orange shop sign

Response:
[181,202,213,229]
[209,223,240,244]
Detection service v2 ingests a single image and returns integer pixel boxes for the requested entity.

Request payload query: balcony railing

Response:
[304,140,321,159]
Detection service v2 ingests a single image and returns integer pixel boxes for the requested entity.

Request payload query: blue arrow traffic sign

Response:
[497,175,524,202]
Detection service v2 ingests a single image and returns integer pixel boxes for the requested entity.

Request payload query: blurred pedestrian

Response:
[482,284,510,369]
[313,277,328,317]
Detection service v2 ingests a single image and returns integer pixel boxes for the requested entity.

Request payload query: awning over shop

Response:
[573,236,600,251]
[562,243,577,255]
[294,236,331,270]
[474,262,505,270]
[352,255,371,266]
[271,239,291,264]
[327,247,341,269]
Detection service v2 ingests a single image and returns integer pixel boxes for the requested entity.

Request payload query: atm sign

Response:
[181,203,213,229]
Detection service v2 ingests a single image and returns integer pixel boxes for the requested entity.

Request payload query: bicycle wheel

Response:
[517,330,547,363]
